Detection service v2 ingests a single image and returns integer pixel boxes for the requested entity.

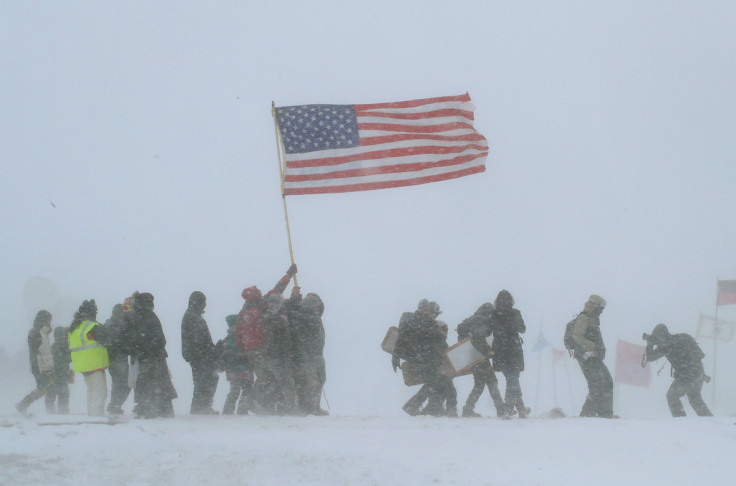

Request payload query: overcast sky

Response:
[2,2,735,416]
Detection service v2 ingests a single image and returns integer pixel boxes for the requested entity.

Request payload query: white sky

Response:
[2,1,735,416]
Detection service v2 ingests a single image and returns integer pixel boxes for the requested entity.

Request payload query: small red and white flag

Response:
[614,340,651,388]
[717,280,736,307]
[274,93,489,195]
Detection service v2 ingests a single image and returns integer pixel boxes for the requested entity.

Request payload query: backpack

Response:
[563,315,580,357]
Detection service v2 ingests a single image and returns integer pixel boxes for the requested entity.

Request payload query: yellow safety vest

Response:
[68,320,110,373]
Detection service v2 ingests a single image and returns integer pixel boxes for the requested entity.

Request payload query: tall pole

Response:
[534,348,542,413]
[712,280,719,409]
[272,101,299,288]
[551,350,558,408]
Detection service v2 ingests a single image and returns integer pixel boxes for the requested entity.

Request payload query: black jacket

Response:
[490,308,525,372]
[393,311,445,368]
[181,307,217,365]
[287,293,325,361]
[646,333,705,381]
[124,305,168,361]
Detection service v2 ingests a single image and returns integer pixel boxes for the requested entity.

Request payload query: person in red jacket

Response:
[236,264,297,414]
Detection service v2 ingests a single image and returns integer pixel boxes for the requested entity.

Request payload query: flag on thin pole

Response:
[614,340,651,388]
[532,331,550,352]
[273,93,489,195]
[717,280,736,306]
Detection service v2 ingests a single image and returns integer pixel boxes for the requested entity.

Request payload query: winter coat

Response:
[123,298,168,361]
[287,293,326,361]
[51,327,72,384]
[262,293,291,360]
[490,308,526,372]
[393,311,445,369]
[104,304,128,361]
[236,273,293,352]
[646,333,705,381]
[457,302,494,356]
[27,311,53,376]
[571,311,606,360]
[181,307,217,366]
[223,327,251,381]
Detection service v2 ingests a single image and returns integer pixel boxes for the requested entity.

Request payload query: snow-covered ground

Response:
[1,413,734,486]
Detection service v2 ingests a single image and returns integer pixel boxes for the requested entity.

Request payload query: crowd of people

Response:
[15,264,329,419]
[391,292,713,419]
[15,272,713,420]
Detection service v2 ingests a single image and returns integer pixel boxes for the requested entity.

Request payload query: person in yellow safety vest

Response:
[68,299,110,416]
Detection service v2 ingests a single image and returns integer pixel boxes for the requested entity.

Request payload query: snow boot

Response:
[462,407,482,418]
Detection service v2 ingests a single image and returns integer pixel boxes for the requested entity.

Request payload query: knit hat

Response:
[242,286,262,302]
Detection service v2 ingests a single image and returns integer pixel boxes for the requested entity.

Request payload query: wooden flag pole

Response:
[712,279,719,409]
[272,101,299,288]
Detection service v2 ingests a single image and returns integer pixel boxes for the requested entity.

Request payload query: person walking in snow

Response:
[392,299,455,417]
[287,287,329,416]
[570,294,614,418]
[222,314,253,415]
[124,292,177,419]
[489,290,530,418]
[16,310,56,416]
[643,323,713,417]
[50,326,72,414]
[181,291,221,415]
[105,303,131,415]
[68,300,110,416]
[236,264,298,414]
[457,303,507,418]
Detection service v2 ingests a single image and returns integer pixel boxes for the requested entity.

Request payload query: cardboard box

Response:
[444,337,489,376]
[381,326,399,354]
[401,360,423,386]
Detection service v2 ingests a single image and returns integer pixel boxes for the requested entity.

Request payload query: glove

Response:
[391,355,400,373]
[287,263,298,276]
[583,351,596,360]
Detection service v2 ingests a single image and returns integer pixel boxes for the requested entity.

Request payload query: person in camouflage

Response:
[571,295,614,418]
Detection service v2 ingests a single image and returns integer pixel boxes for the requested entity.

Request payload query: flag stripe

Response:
[286,143,488,170]
[276,93,488,195]
[285,152,488,182]
[284,165,486,195]
[354,93,471,111]
[358,121,475,134]
[284,156,486,190]
[354,108,474,121]
[360,133,487,146]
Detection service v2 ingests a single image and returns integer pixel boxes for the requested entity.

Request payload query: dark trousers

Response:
[264,357,297,415]
[108,356,131,413]
[190,363,219,414]
[134,357,177,419]
[223,378,253,415]
[17,372,55,414]
[50,379,70,414]
[404,364,456,415]
[667,375,712,417]
[293,356,322,414]
[464,360,505,415]
[501,369,524,404]
[577,357,613,418]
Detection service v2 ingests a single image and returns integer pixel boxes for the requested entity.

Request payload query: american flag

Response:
[274,93,489,195]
